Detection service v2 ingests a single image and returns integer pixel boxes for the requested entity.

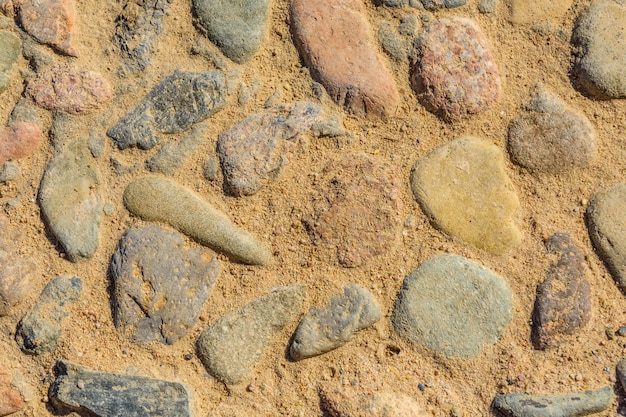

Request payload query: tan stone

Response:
[320,386,430,417]
[0,367,23,416]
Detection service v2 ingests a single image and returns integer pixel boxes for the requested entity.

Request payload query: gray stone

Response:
[493,387,613,417]
[377,0,408,6]
[16,276,82,354]
[478,0,497,13]
[398,14,419,36]
[0,31,20,94]
[49,360,192,417]
[110,225,220,344]
[392,255,513,357]
[616,357,626,390]
[290,283,381,361]
[0,215,33,316]
[107,70,227,150]
[196,284,306,384]
[192,0,270,63]
[123,175,273,265]
[0,161,19,183]
[420,0,466,9]
[9,98,41,126]
[203,157,219,181]
[146,125,206,175]
[378,23,408,61]
[88,130,105,158]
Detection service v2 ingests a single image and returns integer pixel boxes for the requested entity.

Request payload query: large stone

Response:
[0,366,23,416]
[392,255,513,357]
[506,0,573,24]
[319,386,429,416]
[410,137,521,254]
[493,387,613,417]
[0,122,41,165]
[17,0,77,56]
[0,31,20,94]
[291,0,401,119]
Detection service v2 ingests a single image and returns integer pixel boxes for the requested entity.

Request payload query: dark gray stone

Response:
[421,0,466,9]
[110,225,220,344]
[493,387,613,417]
[146,125,206,175]
[49,360,192,417]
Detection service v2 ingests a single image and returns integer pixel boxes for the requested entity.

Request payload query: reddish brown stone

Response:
[0,122,41,165]
[0,366,23,416]
[291,0,400,119]
[17,0,77,56]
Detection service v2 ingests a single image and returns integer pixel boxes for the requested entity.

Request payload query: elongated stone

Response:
[0,31,20,94]
[0,366,23,416]
[493,387,613,417]
[17,0,77,56]
[0,215,33,317]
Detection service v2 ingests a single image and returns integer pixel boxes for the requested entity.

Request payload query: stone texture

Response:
[17,0,77,56]
[107,70,227,150]
[0,161,19,182]
[0,122,41,165]
[0,31,20,94]
[531,233,591,350]
[217,102,321,196]
[392,255,513,357]
[16,275,83,354]
[305,153,402,267]
[49,360,192,417]
[319,386,430,417]
[196,284,306,384]
[146,125,206,175]
[410,137,521,254]
[0,215,33,316]
[420,0,466,10]
[616,357,626,391]
[411,17,501,122]
[493,387,613,417]
[290,283,381,360]
[291,0,401,119]
[0,366,23,416]
[123,175,272,265]
[110,225,220,344]
[506,0,573,24]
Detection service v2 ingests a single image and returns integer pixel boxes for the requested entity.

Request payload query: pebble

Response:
[15,275,83,354]
[505,0,573,24]
[123,175,273,265]
[410,137,521,254]
[531,233,591,349]
[615,357,626,390]
[25,64,113,115]
[0,215,32,316]
[290,283,381,361]
[49,360,192,416]
[196,284,306,384]
[378,23,409,62]
[478,0,497,13]
[0,31,20,94]
[87,130,104,158]
[38,138,103,262]
[420,0,466,10]
[217,102,321,196]
[573,0,626,98]
[110,225,220,344]
[493,386,613,417]
[392,254,513,357]
[305,153,402,267]
[17,0,77,56]
[146,125,206,175]
[107,70,227,150]
[319,386,430,416]
[411,17,501,122]
[193,0,270,63]
[0,122,41,165]
[291,0,401,119]
[0,366,23,416]
[0,161,19,182]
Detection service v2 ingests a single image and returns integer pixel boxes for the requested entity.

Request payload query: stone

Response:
[25,64,113,115]
[290,283,381,360]
[319,386,430,417]
[0,215,33,316]
[0,366,23,416]
[392,254,513,357]
[378,23,408,62]
[506,0,573,24]
[616,357,626,390]
[531,233,591,350]
[411,17,501,122]
[410,137,521,254]
[305,153,402,267]
[0,161,19,182]
[39,138,103,262]
[420,0,466,10]
[478,0,497,14]
[15,275,83,354]
[291,0,401,119]
[107,70,227,150]
[0,122,41,165]
[9,98,41,126]
[217,102,321,196]
[146,125,206,175]
[193,0,270,63]
[196,284,306,384]
[0,31,20,94]
[123,175,273,265]
[49,360,192,417]
[110,225,220,344]
[493,387,613,417]
[17,0,77,56]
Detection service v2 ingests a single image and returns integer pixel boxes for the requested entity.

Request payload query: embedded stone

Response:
[0,31,20,94]
[493,387,613,417]
[17,0,77,56]
[0,366,23,416]
[319,386,430,417]
[0,122,41,165]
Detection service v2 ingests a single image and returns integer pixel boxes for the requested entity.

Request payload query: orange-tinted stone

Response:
[18,0,77,56]
[0,122,41,165]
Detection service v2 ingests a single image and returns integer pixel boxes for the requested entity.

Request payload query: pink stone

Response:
[291,0,400,119]
[18,0,77,56]
[0,367,23,416]
[0,122,41,165]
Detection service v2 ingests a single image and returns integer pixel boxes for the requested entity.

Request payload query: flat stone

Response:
[0,215,33,316]
[146,125,206,175]
[493,387,613,417]
[196,284,306,384]
[0,31,20,94]
[25,64,113,115]
[17,0,77,56]
[506,0,573,24]
[123,175,272,265]
[0,122,41,165]
[39,138,103,262]
[193,0,270,63]
[531,233,591,350]
[0,366,23,416]
[305,153,402,267]
[616,357,626,390]
[573,1,626,98]
[291,0,401,119]
[217,102,321,196]
[392,254,513,357]
[410,137,521,254]
[420,0,466,10]
[290,283,381,360]
[110,225,220,344]
[107,70,227,150]
[319,386,430,416]
[49,360,192,417]
[411,17,501,122]
[16,275,83,354]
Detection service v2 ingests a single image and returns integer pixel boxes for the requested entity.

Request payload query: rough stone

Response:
[0,161,19,182]
[0,215,33,316]
[493,387,613,417]
[378,23,408,62]
[420,0,466,10]
[123,175,273,265]
[392,254,513,357]
[196,284,306,384]
[0,122,41,165]
[478,0,497,14]
[290,283,381,360]
[506,0,573,24]
[9,98,41,126]
[0,366,23,416]
[16,275,83,354]
[146,125,206,175]
[110,225,220,344]
[17,0,77,56]
[291,0,401,119]
[410,137,521,254]
[49,360,192,417]
[616,357,626,391]
[411,17,501,122]
[319,386,430,417]
[217,102,321,196]
[0,31,20,94]
[107,70,227,150]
